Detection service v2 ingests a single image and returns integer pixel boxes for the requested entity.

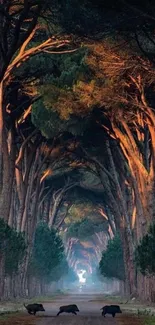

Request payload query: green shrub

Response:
[135,224,155,275]
[99,234,125,281]
[0,218,26,275]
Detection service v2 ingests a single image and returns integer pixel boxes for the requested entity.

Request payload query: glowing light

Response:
[77,269,86,283]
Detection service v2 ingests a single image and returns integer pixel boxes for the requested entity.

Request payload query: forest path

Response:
[34,294,145,325]
[0,294,150,325]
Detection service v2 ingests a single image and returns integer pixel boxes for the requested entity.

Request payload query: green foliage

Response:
[45,49,88,88]
[66,217,107,240]
[16,48,87,86]
[32,104,66,138]
[65,201,94,224]
[99,234,125,281]
[31,48,91,137]
[31,39,135,141]
[143,317,155,325]
[0,219,12,252]
[135,224,155,275]
[29,222,64,282]
[5,231,26,275]
[65,198,106,225]
[0,218,26,275]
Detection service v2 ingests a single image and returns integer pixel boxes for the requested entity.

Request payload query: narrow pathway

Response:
[0,295,147,325]
[34,294,144,325]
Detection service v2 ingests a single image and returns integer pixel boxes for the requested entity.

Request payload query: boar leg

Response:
[57,311,63,316]
[28,310,33,315]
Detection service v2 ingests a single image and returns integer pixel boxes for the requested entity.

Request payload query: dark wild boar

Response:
[57,304,79,316]
[24,303,45,315]
[100,305,122,317]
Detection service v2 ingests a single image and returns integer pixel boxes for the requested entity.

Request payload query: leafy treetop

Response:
[66,217,108,240]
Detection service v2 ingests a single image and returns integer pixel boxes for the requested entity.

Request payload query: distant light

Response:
[77,269,86,283]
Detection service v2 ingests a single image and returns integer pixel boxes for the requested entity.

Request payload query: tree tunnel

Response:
[1,0,155,301]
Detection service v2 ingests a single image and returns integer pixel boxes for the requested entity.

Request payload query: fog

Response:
[61,268,121,296]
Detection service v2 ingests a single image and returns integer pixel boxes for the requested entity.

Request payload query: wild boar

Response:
[57,304,79,316]
[100,305,122,317]
[24,303,45,315]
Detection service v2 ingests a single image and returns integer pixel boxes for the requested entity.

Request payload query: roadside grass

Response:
[89,294,128,304]
[143,316,155,325]
[0,290,66,315]
[23,290,66,304]
[88,294,135,307]
[0,311,35,325]
[0,313,35,325]
[0,311,19,320]
[89,294,155,317]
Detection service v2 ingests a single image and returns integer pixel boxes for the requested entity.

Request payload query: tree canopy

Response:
[1,0,155,301]
[66,218,108,240]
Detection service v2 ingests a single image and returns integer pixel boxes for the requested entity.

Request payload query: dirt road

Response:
[34,294,144,325]
[0,294,149,325]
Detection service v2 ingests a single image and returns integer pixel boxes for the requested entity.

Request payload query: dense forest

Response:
[1,0,155,302]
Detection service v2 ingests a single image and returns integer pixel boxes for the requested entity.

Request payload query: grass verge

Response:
[143,316,155,325]
[0,291,65,315]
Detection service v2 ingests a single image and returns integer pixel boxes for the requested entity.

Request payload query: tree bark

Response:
[0,254,5,299]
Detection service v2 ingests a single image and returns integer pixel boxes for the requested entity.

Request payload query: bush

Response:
[0,218,26,275]
[29,222,64,282]
[99,234,125,281]
[135,224,155,275]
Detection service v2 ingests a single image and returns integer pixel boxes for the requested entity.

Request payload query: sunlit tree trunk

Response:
[107,92,155,300]
[106,139,137,295]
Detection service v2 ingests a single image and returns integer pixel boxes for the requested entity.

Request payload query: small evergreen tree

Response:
[29,222,64,283]
[135,224,155,275]
[99,234,125,281]
[0,218,26,275]
[5,231,27,276]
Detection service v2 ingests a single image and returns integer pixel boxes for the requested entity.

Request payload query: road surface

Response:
[31,294,143,325]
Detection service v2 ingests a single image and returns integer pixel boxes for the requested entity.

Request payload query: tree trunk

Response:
[48,193,63,227]
[43,197,51,223]
[106,140,137,295]
[0,81,3,192]
[0,82,16,222]
[0,138,13,221]
[0,254,5,299]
